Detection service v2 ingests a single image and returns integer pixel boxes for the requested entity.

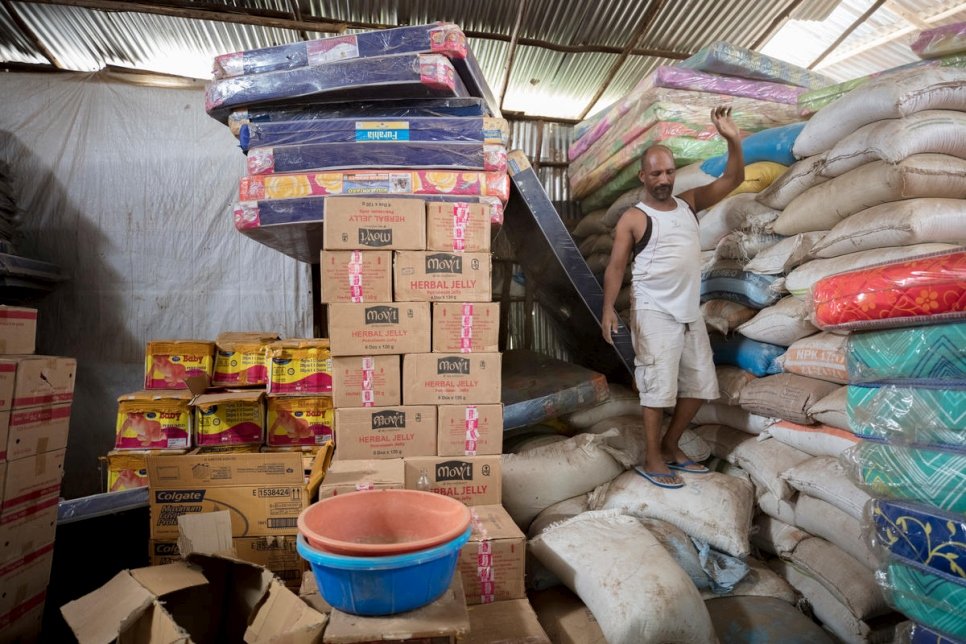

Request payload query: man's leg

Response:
[668,319,720,469]
[661,397,703,467]
[642,404,681,483]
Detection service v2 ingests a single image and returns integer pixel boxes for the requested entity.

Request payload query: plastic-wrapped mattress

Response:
[912,21,966,59]
[868,499,966,581]
[847,322,966,385]
[879,554,966,641]
[206,53,470,122]
[679,41,831,89]
[848,384,966,449]
[246,142,508,174]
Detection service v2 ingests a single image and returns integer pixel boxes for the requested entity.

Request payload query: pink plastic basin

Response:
[297,489,471,556]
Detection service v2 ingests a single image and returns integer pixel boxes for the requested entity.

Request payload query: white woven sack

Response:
[744,231,827,275]
[765,420,859,457]
[756,153,829,210]
[777,332,849,385]
[528,494,590,539]
[529,511,717,644]
[794,66,966,157]
[716,365,758,406]
[699,193,779,251]
[750,514,809,557]
[585,414,712,465]
[782,455,871,521]
[699,558,797,604]
[794,494,879,570]
[810,198,966,259]
[588,470,755,557]
[807,386,849,430]
[758,492,797,525]
[572,209,610,238]
[561,384,640,429]
[691,403,776,435]
[714,231,785,262]
[737,296,817,346]
[702,299,757,335]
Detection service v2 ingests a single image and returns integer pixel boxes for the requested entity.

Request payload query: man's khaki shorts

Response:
[628,308,720,408]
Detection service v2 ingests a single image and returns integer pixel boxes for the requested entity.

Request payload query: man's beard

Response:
[652,185,672,200]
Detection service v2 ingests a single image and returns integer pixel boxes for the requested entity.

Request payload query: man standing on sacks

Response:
[601,106,744,489]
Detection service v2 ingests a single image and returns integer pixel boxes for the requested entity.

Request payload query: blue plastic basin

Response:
[297,526,471,616]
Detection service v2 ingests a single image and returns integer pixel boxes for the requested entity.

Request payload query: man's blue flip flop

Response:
[665,459,710,474]
[634,465,684,489]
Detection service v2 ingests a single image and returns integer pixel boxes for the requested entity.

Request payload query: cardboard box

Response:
[404,456,501,506]
[322,575,470,644]
[331,354,400,408]
[402,353,501,405]
[319,458,405,498]
[432,302,500,353]
[0,499,57,567]
[437,404,503,457]
[61,512,326,643]
[146,451,312,539]
[0,543,54,633]
[299,570,332,615]
[427,202,491,253]
[458,505,525,605]
[104,449,188,492]
[321,250,393,303]
[1,449,64,516]
[194,391,264,448]
[0,306,37,355]
[0,356,77,412]
[394,251,492,302]
[334,406,436,460]
[323,197,427,251]
[4,402,71,461]
[0,410,8,462]
[266,339,333,395]
[144,340,215,390]
[212,332,279,387]
[150,536,305,590]
[528,587,607,644]
[1,596,43,643]
[116,390,193,451]
[328,302,430,357]
[266,395,334,447]
[466,599,550,643]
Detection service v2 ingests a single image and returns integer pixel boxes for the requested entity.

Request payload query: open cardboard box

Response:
[60,511,326,643]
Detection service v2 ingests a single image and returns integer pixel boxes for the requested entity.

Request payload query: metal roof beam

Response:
[807,0,887,69]
[3,0,62,67]
[498,0,526,112]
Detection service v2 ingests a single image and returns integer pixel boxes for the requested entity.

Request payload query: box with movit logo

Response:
[402,353,501,405]
[323,197,426,250]
[394,251,491,302]
[404,455,501,506]
[331,355,400,408]
[334,406,436,460]
[327,302,430,356]
[320,250,392,303]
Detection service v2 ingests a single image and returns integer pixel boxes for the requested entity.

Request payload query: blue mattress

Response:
[869,499,966,581]
[206,53,470,123]
[906,622,964,644]
[234,194,504,263]
[848,384,966,449]
[701,266,783,309]
[246,141,507,174]
[847,322,966,385]
[240,116,509,151]
[710,333,785,377]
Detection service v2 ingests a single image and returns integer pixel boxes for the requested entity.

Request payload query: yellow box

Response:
[266,339,332,395]
[194,391,265,447]
[212,332,279,387]
[144,340,214,390]
[115,391,193,450]
[266,396,334,447]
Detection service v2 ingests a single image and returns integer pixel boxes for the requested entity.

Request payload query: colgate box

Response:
[193,391,265,447]
[115,391,193,450]
[144,340,214,390]
[327,302,430,356]
[458,505,526,606]
[331,354,401,408]
[432,302,499,353]
[402,353,501,405]
[404,455,501,506]
[323,197,427,250]
[0,356,76,412]
[149,536,305,590]
[426,202,491,253]
[437,404,503,457]
[266,395,334,447]
[267,339,332,395]
[212,332,279,387]
[394,251,491,302]
[334,406,436,460]
[320,250,392,303]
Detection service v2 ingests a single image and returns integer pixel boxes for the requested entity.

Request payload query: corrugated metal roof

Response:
[0,0,962,119]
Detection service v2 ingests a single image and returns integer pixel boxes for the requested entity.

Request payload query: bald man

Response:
[601,106,744,488]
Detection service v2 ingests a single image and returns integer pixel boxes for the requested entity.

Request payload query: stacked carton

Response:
[0,306,76,640]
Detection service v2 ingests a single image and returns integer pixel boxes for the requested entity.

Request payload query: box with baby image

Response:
[212,332,279,387]
[102,449,188,492]
[193,391,265,447]
[266,395,334,447]
[115,391,193,450]
[144,340,214,390]
[320,250,393,303]
[334,406,436,460]
[266,339,332,395]
[331,354,401,408]
[394,251,492,302]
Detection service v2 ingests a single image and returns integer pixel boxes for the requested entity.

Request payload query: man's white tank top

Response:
[630,197,702,323]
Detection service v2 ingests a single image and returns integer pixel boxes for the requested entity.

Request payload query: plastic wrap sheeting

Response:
[246,141,507,174]
[845,441,966,514]
[847,322,966,385]
[240,116,509,151]
[812,249,966,331]
[214,23,468,78]
[868,499,966,580]
[228,98,491,136]
[205,53,470,123]
[643,65,804,104]
[700,123,804,177]
[709,333,785,377]
[879,555,966,641]
[679,41,832,89]
[912,21,966,59]
[239,169,510,202]
[847,385,966,449]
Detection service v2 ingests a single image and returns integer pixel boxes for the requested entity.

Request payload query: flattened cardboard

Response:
[331,354,401,408]
[528,587,607,644]
[394,251,492,302]
[426,202,491,253]
[404,456,501,506]
[0,543,54,630]
[0,356,76,412]
[319,458,405,498]
[0,306,37,355]
[1,449,65,515]
[437,404,503,457]
[432,302,499,353]
[323,197,427,250]
[323,575,470,644]
[321,250,393,303]
[6,402,71,461]
[327,302,431,356]
[334,406,437,460]
[466,599,550,643]
[458,505,524,605]
[402,353,501,405]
